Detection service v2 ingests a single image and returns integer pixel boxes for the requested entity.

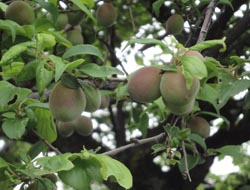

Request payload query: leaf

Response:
[34,0,58,23]
[28,141,48,160]
[49,30,72,48]
[70,0,96,22]
[95,154,133,189]
[189,133,207,151]
[2,62,24,80]
[152,0,165,17]
[182,55,207,80]
[34,107,57,143]
[35,153,74,175]
[36,61,54,93]
[2,118,29,139]
[190,37,226,52]
[151,143,166,154]
[58,158,102,190]
[48,55,66,82]
[79,63,124,78]
[218,0,233,10]
[36,33,56,49]
[137,112,149,138]
[0,157,9,168]
[63,44,104,60]
[0,2,8,11]
[178,154,201,173]
[0,81,32,112]
[210,145,243,160]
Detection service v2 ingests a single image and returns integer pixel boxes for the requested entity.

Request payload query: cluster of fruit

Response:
[49,80,109,138]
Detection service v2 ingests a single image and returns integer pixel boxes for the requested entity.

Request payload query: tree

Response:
[0,0,250,190]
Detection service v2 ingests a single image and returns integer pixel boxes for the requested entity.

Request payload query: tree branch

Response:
[103,132,165,156]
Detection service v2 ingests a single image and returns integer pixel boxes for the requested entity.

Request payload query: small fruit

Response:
[166,14,184,35]
[187,116,210,138]
[184,50,204,60]
[164,98,195,115]
[55,13,68,30]
[66,25,84,45]
[96,2,117,27]
[128,66,162,103]
[74,115,93,136]
[100,95,110,109]
[57,121,75,137]
[160,71,200,105]
[67,6,84,26]
[5,1,35,25]
[49,81,86,122]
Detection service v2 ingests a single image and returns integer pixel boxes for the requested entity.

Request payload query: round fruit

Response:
[55,13,68,30]
[74,115,93,136]
[128,66,162,103]
[5,1,35,25]
[164,98,195,115]
[66,25,84,45]
[184,50,204,60]
[187,116,210,138]
[67,6,84,26]
[49,81,86,122]
[100,95,110,109]
[96,2,117,27]
[84,87,102,112]
[160,71,200,105]
[57,121,75,137]
[166,14,184,35]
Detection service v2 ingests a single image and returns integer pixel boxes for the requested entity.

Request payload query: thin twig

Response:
[180,117,192,182]
[103,132,166,156]
[127,0,136,33]
[197,0,219,43]
[32,129,62,154]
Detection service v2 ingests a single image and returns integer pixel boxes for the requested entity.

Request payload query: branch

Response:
[197,0,219,43]
[103,132,166,156]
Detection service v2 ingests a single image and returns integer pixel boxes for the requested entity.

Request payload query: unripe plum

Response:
[66,25,84,45]
[100,95,110,109]
[49,81,86,122]
[128,66,162,103]
[166,14,184,35]
[184,50,204,60]
[57,121,75,137]
[187,116,210,138]
[5,1,35,25]
[55,13,68,30]
[164,98,195,115]
[96,2,117,27]
[67,6,84,26]
[74,115,93,136]
[160,71,200,105]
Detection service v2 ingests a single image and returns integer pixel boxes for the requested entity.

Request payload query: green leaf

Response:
[2,62,24,80]
[35,153,74,175]
[34,107,57,143]
[0,81,32,112]
[2,118,29,139]
[63,44,104,60]
[49,30,72,48]
[36,62,54,93]
[66,59,85,71]
[0,157,9,168]
[152,0,165,17]
[178,154,202,173]
[0,3,8,11]
[190,37,226,52]
[36,33,56,49]
[48,55,66,82]
[125,38,171,53]
[210,145,243,160]
[28,141,48,160]
[35,0,58,23]
[182,55,207,80]
[95,154,133,189]
[218,0,233,10]
[151,143,166,154]
[137,112,149,138]
[70,0,96,22]
[115,83,129,101]
[79,63,124,78]
[189,133,207,151]
[58,158,102,190]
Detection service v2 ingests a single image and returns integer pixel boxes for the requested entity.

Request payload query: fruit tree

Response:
[0,0,250,190]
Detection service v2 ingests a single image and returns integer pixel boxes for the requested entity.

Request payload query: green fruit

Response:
[67,25,84,45]
[128,66,162,103]
[49,81,86,122]
[100,95,110,109]
[74,115,93,136]
[160,71,200,105]
[5,1,35,25]
[187,116,210,138]
[55,13,68,30]
[184,50,204,60]
[166,14,184,35]
[57,121,75,137]
[96,2,117,27]
[164,98,195,115]
[67,6,84,26]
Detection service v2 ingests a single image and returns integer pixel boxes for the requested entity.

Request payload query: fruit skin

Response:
[166,14,184,35]
[84,87,102,112]
[96,2,117,27]
[55,13,68,30]
[160,71,200,105]
[49,81,86,122]
[128,66,162,103]
[67,6,84,26]
[57,121,75,137]
[100,95,110,109]
[74,115,93,136]
[5,1,35,25]
[164,98,195,115]
[184,50,204,60]
[66,25,84,45]
[187,116,210,138]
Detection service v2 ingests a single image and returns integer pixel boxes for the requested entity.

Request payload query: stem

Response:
[104,132,165,156]
[127,0,136,33]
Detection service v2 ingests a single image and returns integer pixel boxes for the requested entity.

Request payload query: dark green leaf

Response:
[190,38,226,52]
[189,133,207,151]
[35,0,58,23]
[137,112,149,138]
[151,143,166,154]
[0,157,8,168]
[2,118,29,139]
[61,73,80,89]
[152,0,165,17]
[178,154,201,173]
[28,141,48,160]
[70,0,96,22]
